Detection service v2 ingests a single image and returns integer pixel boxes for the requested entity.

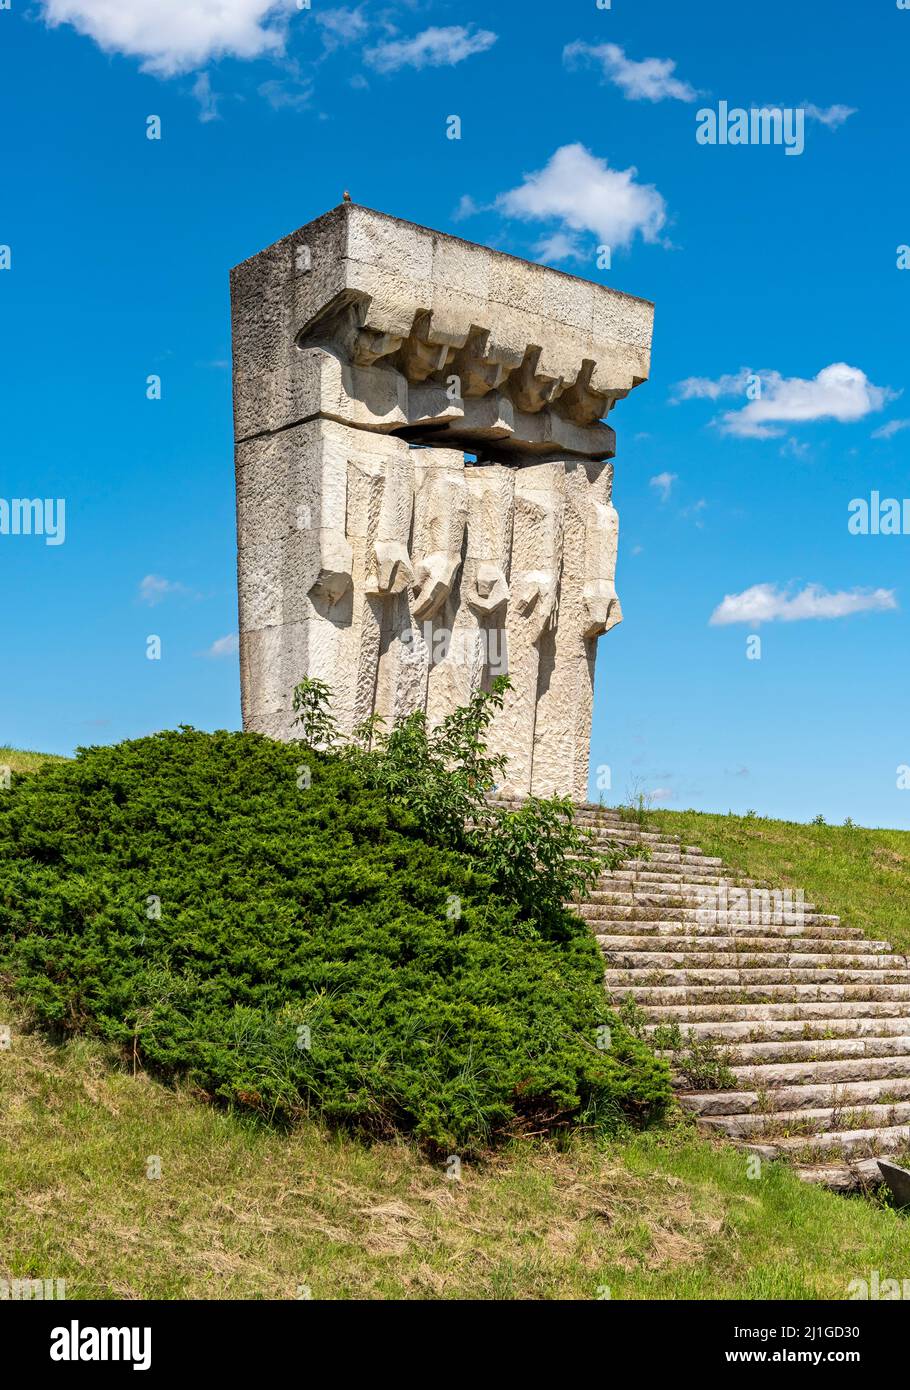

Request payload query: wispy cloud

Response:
[258,56,314,111]
[203,633,240,658]
[671,369,754,403]
[803,102,857,129]
[710,583,897,626]
[316,6,369,52]
[682,498,708,528]
[364,25,497,74]
[673,363,894,438]
[138,574,194,606]
[191,72,220,123]
[649,471,677,501]
[564,41,699,102]
[872,418,910,440]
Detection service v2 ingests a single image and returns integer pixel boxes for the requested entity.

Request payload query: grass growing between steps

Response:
[650,810,910,957]
[2,994,909,1301]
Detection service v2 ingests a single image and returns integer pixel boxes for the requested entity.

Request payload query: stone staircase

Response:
[568,802,910,1190]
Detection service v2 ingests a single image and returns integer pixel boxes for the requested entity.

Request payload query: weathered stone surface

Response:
[231,205,654,797]
[878,1159,910,1207]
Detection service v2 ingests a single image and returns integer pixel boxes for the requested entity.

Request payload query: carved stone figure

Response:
[231,203,654,798]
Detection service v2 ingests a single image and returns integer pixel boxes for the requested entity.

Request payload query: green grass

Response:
[2,992,909,1300]
[0,747,68,775]
[649,808,910,956]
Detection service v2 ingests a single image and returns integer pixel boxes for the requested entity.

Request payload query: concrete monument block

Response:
[231,203,653,798]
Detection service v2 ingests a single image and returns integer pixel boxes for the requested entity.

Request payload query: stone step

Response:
[603,860,741,876]
[582,906,826,925]
[611,859,737,873]
[638,999,910,1022]
[796,1157,890,1190]
[722,1054,910,1088]
[743,1124,910,1162]
[601,870,767,888]
[602,951,903,973]
[597,934,889,955]
[670,1035,910,1066]
[605,967,910,988]
[609,983,910,1004]
[584,885,809,904]
[680,1075,910,1116]
[574,814,673,831]
[644,1015,910,1042]
[572,829,677,848]
[592,844,702,861]
[701,1100,910,1139]
[591,918,839,937]
[595,921,864,942]
[582,894,822,913]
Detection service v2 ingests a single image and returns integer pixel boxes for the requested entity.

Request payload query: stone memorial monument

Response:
[230,203,653,799]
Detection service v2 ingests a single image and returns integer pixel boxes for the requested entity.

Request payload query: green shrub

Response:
[295,674,635,934]
[0,729,670,1151]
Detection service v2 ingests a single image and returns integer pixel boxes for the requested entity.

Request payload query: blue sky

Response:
[1,0,908,827]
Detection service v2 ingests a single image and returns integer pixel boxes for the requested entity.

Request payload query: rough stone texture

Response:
[231,204,654,797]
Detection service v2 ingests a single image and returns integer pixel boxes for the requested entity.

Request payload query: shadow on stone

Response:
[877,1159,910,1208]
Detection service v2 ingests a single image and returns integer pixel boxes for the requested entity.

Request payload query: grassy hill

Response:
[2,989,909,1300]
[652,808,910,955]
[2,746,909,1299]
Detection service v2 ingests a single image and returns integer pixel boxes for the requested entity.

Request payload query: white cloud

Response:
[803,102,857,129]
[452,193,482,221]
[649,787,675,803]
[674,363,894,438]
[364,25,497,74]
[316,6,369,50]
[39,0,293,78]
[192,72,220,123]
[204,633,240,658]
[872,418,910,440]
[709,583,897,626]
[722,365,893,438]
[494,143,667,253]
[258,73,313,110]
[138,574,192,606]
[534,230,585,263]
[682,498,707,528]
[564,41,698,102]
[671,369,753,403]
[649,471,677,500]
